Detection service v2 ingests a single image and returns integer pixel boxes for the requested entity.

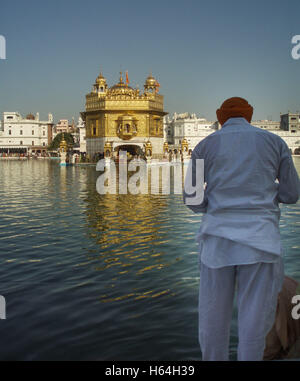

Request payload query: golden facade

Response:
[81,71,168,159]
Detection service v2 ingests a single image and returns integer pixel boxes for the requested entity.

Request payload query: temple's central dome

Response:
[108,72,135,95]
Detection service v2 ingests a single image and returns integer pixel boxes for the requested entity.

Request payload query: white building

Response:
[252,120,280,130]
[164,112,300,154]
[0,112,54,154]
[244,114,300,153]
[164,112,219,150]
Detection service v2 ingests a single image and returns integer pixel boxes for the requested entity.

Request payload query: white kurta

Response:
[183,117,300,360]
[199,235,280,269]
[183,117,300,267]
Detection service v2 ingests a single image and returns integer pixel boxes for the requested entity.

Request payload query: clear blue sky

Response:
[1,0,300,123]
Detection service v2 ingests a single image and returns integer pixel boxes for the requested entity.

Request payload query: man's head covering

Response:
[216,97,253,126]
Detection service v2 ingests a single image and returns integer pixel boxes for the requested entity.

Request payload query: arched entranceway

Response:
[114,144,145,159]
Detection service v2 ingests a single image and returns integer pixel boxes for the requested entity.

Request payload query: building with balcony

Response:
[0,112,54,154]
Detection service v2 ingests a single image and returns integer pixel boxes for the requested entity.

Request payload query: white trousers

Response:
[198,259,284,361]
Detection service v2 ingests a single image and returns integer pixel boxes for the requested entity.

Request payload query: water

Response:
[0,158,300,360]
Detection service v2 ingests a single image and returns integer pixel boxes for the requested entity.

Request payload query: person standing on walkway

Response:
[183,97,300,361]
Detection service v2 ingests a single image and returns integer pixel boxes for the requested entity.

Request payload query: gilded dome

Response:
[145,73,157,87]
[109,72,135,95]
[110,83,134,91]
[144,73,159,92]
[145,74,157,87]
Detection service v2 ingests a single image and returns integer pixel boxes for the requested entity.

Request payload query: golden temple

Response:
[80,70,168,159]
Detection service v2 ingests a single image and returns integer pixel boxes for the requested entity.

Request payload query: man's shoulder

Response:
[248,123,277,136]
[248,124,287,146]
[224,119,285,144]
[193,132,217,154]
[192,121,286,153]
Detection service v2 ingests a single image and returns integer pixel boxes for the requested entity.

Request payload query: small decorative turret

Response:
[144,72,160,93]
[145,140,152,157]
[163,141,169,156]
[181,137,188,153]
[104,141,112,158]
[93,70,108,96]
[59,133,68,153]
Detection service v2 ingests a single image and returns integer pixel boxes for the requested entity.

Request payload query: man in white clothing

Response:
[183,97,300,361]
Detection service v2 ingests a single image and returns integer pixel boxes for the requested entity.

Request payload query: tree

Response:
[48,133,74,151]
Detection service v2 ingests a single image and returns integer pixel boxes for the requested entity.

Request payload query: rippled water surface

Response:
[0,158,300,360]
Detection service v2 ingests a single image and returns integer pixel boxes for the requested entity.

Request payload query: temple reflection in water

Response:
[81,164,187,303]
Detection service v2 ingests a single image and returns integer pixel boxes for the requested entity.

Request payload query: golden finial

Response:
[119,71,124,84]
